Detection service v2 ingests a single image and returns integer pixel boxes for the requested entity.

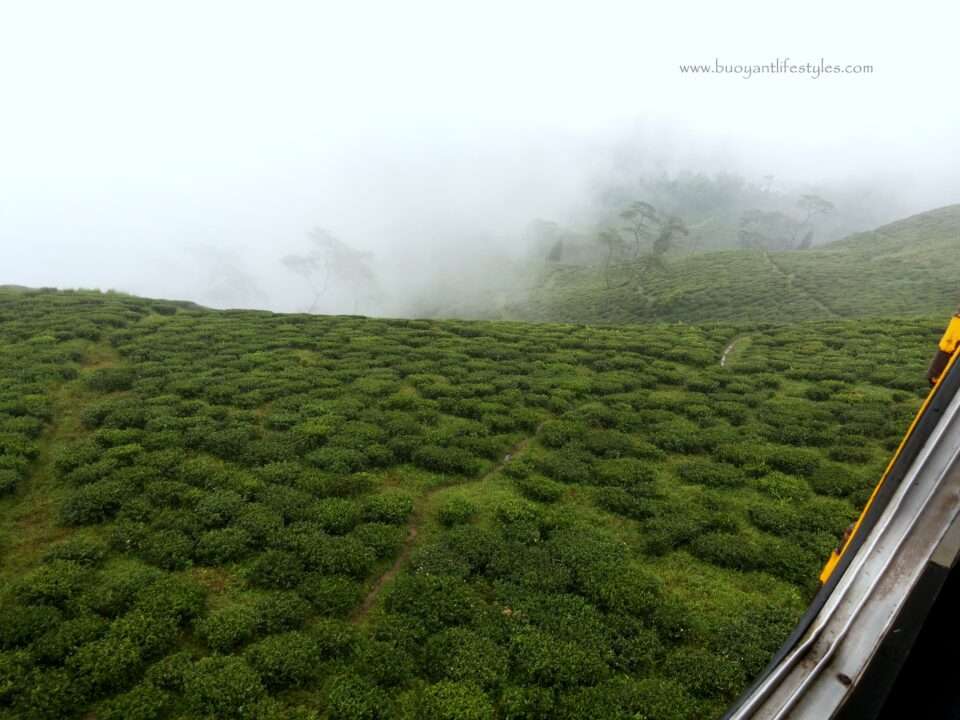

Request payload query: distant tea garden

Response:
[0,288,942,720]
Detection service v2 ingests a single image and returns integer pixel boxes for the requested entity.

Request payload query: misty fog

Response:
[2,1,958,317]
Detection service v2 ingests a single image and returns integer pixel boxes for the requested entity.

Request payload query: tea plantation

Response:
[0,288,943,719]
[507,204,960,324]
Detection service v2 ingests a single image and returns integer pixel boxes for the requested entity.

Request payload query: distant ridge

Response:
[503,204,960,324]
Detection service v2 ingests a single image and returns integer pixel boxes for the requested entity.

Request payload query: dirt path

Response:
[0,342,121,583]
[720,336,745,368]
[762,251,839,318]
[351,430,540,623]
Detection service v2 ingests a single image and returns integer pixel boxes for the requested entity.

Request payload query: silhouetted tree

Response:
[620,201,659,258]
[282,229,381,314]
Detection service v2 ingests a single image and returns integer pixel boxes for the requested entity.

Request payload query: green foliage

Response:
[249,550,305,589]
[326,674,391,720]
[363,491,415,525]
[0,603,63,649]
[244,631,321,690]
[42,537,108,567]
[663,647,745,699]
[297,574,363,616]
[254,591,312,634]
[33,613,108,664]
[514,474,565,503]
[386,574,480,632]
[436,496,478,527]
[85,367,136,392]
[676,460,743,488]
[97,683,170,720]
[426,628,508,687]
[15,560,90,608]
[140,528,194,570]
[182,656,267,719]
[0,287,938,720]
[196,604,260,653]
[415,680,496,720]
[196,527,252,564]
[595,457,656,487]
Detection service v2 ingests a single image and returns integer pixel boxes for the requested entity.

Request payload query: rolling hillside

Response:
[504,204,960,324]
[0,288,946,720]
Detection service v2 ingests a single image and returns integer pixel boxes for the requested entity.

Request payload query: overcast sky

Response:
[1,0,958,312]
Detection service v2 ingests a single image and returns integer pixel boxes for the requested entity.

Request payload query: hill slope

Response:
[0,288,946,719]
[504,204,960,324]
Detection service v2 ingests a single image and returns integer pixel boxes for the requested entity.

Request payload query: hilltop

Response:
[500,204,960,324]
[0,288,945,720]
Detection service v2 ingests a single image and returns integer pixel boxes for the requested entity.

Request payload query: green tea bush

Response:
[133,575,205,625]
[412,445,480,475]
[594,487,655,520]
[539,420,583,449]
[663,646,745,699]
[425,628,508,687]
[438,496,479,527]
[0,649,31,705]
[196,604,260,652]
[0,602,63,649]
[595,457,656,487]
[297,573,363,616]
[649,418,710,453]
[768,447,821,477]
[109,609,179,660]
[244,631,321,690]
[303,444,366,473]
[65,634,144,695]
[495,498,545,545]
[363,491,415,525]
[254,591,312,634]
[689,532,764,573]
[83,563,163,617]
[32,613,108,665]
[509,629,609,688]
[15,560,90,608]
[97,683,170,720]
[195,527,252,564]
[182,656,267,719]
[326,673,390,720]
[676,460,743,488]
[42,537,108,567]
[139,528,194,570]
[355,637,417,687]
[0,468,19,495]
[708,600,799,677]
[249,550,305,589]
[498,686,555,720]
[827,442,873,463]
[144,650,194,691]
[808,461,868,498]
[312,497,362,535]
[536,448,594,485]
[386,574,480,632]
[234,503,284,543]
[85,367,136,393]
[352,522,404,559]
[415,680,496,720]
[195,490,246,528]
[750,471,813,502]
[311,618,359,659]
[514,474,565,503]
[59,479,128,525]
[12,666,88,720]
